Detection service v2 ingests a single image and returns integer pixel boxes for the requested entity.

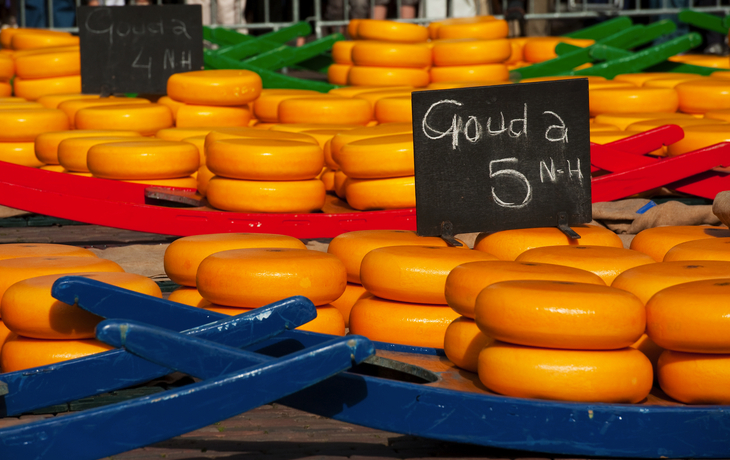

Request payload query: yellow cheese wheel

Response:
[0,101,42,109]
[631,226,730,262]
[157,96,186,120]
[330,123,412,164]
[348,66,430,88]
[278,96,371,125]
[36,93,99,109]
[0,141,43,167]
[444,316,494,372]
[657,349,730,404]
[168,286,212,308]
[611,260,730,304]
[181,135,205,164]
[270,123,361,133]
[437,20,509,40]
[515,245,655,285]
[328,85,413,97]
[642,74,704,89]
[0,54,13,80]
[40,164,64,172]
[631,333,664,378]
[351,41,432,68]
[592,130,654,146]
[196,164,215,196]
[328,230,466,284]
[9,44,78,60]
[349,295,460,348]
[356,20,428,43]
[206,176,325,213]
[677,55,730,69]
[613,73,682,86]
[711,70,730,79]
[320,168,335,191]
[167,69,262,106]
[57,135,143,172]
[197,248,346,308]
[593,112,695,130]
[207,138,323,181]
[445,260,604,319]
[87,140,199,180]
[1,334,112,373]
[0,320,10,353]
[589,88,679,117]
[338,133,413,179]
[345,175,415,210]
[428,16,495,39]
[334,170,349,198]
[124,177,197,188]
[476,280,645,350]
[674,79,730,114]
[663,237,730,262]
[587,80,639,91]
[478,342,652,403]
[75,104,174,135]
[300,129,348,149]
[297,305,346,336]
[327,63,351,85]
[36,129,141,165]
[0,243,96,261]
[0,81,9,97]
[0,256,124,312]
[374,96,412,123]
[175,104,251,128]
[0,108,69,142]
[15,50,79,79]
[589,122,620,132]
[330,282,368,327]
[204,127,318,151]
[10,30,78,50]
[252,90,320,123]
[0,97,27,102]
[155,127,215,142]
[13,75,81,101]
[522,37,594,63]
[360,245,497,304]
[1,272,161,340]
[704,108,730,122]
[57,97,151,127]
[666,124,730,156]
[647,278,730,353]
[332,40,358,65]
[0,28,42,49]
[474,225,623,261]
[432,39,510,67]
[164,233,305,287]
[430,64,508,83]
[626,117,723,133]
[354,90,411,114]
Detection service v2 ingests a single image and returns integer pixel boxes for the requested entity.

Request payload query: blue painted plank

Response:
[0,331,374,460]
[0,294,316,416]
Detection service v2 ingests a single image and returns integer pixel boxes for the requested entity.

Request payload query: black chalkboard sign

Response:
[78,5,204,95]
[411,80,591,238]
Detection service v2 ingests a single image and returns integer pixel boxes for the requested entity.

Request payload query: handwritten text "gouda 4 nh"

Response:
[421,100,568,150]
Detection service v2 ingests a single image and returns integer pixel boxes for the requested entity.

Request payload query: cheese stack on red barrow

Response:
[163,69,262,128]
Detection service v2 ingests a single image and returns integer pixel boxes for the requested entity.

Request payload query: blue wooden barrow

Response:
[2,276,730,459]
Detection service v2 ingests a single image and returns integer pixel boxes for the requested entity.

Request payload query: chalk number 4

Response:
[489,158,532,209]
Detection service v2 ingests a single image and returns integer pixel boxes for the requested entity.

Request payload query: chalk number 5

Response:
[489,158,532,209]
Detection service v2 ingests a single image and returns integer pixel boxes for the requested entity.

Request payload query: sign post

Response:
[411,80,592,243]
[78,5,204,95]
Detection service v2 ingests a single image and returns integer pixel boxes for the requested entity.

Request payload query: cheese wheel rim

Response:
[167,69,263,106]
[206,177,326,213]
[87,140,200,180]
[0,108,69,142]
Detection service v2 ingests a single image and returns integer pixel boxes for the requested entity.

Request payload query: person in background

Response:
[373,0,417,19]
[186,0,245,26]
[24,0,75,27]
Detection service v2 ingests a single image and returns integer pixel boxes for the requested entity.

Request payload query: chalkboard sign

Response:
[78,5,204,95]
[411,80,591,238]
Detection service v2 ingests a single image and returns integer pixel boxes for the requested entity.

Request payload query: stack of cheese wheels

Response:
[252,89,321,124]
[35,129,141,170]
[0,104,69,168]
[327,230,465,326]
[589,87,679,117]
[350,243,498,348]
[13,44,81,101]
[154,127,216,177]
[430,17,510,84]
[87,139,200,188]
[1,272,161,373]
[0,242,105,355]
[327,123,413,201]
[443,260,605,372]
[336,133,416,210]
[631,226,730,262]
[474,225,624,261]
[476,279,652,403]
[57,96,151,128]
[166,70,262,127]
[206,137,326,213]
[164,232,306,311]
[647,278,730,404]
[195,247,347,335]
[329,20,430,88]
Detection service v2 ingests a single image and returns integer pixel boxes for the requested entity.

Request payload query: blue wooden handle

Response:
[0,292,317,417]
[0,333,374,460]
